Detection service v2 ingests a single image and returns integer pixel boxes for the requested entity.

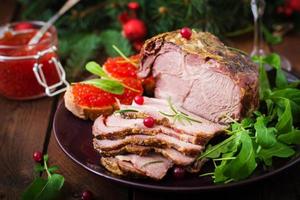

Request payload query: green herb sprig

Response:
[199,53,300,183]
[112,45,138,68]
[22,155,64,200]
[82,61,139,95]
[159,98,202,125]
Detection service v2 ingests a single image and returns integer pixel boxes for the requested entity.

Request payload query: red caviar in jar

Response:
[0,22,60,100]
[72,83,116,107]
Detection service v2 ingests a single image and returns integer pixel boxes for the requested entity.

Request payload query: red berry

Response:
[33,151,43,162]
[134,95,144,105]
[128,2,140,10]
[81,190,93,200]
[172,167,185,179]
[123,19,147,41]
[14,22,34,31]
[118,12,129,24]
[143,116,155,128]
[180,27,192,40]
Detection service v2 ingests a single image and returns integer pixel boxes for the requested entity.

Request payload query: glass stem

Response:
[251,0,266,57]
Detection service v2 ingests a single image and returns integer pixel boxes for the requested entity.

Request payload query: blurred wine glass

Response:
[250,0,292,71]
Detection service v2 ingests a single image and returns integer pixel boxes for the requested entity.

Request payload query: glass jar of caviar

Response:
[0,21,69,100]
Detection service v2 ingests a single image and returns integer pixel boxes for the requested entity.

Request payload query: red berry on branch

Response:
[81,190,93,200]
[172,167,185,179]
[180,27,192,40]
[33,151,43,162]
[134,95,144,105]
[14,22,34,31]
[128,2,140,11]
[118,12,129,24]
[143,116,155,128]
[123,19,147,41]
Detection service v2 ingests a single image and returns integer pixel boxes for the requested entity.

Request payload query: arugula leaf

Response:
[275,98,293,134]
[222,131,257,180]
[198,134,240,159]
[257,142,295,166]
[22,178,48,200]
[278,129,300,145]
[254,116,277,148]
[85,62,109,78]
[264,53,288,88]
[83,79,124,95]
[258,62,271,99]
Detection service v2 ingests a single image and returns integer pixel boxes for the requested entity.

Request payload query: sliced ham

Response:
[93,134,203,155]
[116,154,173,180]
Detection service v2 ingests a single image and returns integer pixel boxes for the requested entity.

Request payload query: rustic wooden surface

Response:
[1,3,300,199]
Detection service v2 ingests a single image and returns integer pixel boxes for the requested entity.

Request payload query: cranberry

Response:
[33,151,43,162]
[134,95,144,105]
[143,116,155,128]
[180,27,192,40]
[81,190,93,200]
[128,2,140,10]
[172,167,185,179]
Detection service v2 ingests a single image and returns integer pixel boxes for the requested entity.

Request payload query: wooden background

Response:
[0,2,300,200]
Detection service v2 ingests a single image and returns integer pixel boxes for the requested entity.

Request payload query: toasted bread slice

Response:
[64,86,119,120]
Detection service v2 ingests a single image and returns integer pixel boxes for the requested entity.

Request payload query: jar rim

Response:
[0,21,57,49]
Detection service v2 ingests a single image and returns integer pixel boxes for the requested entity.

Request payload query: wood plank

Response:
[270,33,300,76]
[0,97,55,199]
[133,163,300,200]
[46,130,129,200]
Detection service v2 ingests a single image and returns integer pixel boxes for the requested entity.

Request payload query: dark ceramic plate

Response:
[53,71,300,192]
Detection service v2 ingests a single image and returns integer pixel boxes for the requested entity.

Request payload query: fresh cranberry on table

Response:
[81,190,93,200]
[143,116,155,128]
[172,167,185,179]
[180,27,192,40]
[33,151,43,162]
[134,95,144,105]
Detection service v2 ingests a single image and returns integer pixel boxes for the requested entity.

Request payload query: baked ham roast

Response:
[91,30,259,180]
[138,30,259,123]
[93,97,226,179]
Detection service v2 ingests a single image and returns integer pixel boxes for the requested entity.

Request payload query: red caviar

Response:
[0,22,60,100]
[103,54,140,79]
[72,83,116,107]
[115,77,143,105]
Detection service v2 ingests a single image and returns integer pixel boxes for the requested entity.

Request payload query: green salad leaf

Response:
[83,79,124,95]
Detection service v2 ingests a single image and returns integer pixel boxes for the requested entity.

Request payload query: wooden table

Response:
[1,5,300,199]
